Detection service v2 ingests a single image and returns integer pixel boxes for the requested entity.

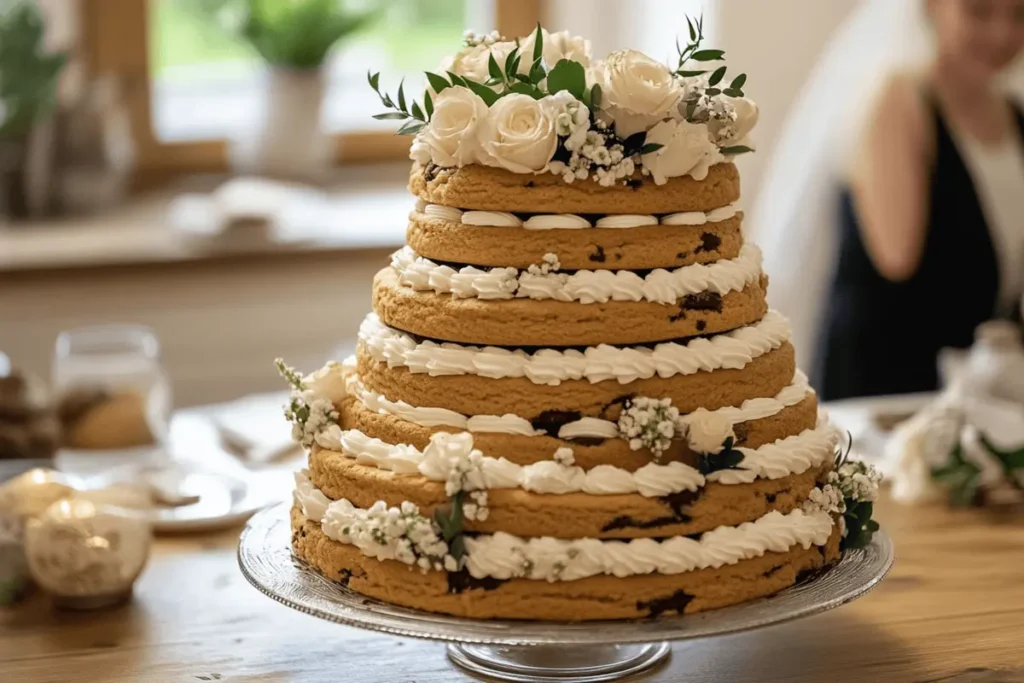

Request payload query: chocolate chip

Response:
[696,320,707,332]
[530,410,583,437]
[683,292,723,312]
[694,232,722,254]
[423,162,440,182]
[447,570,506,594]
[637,589,694,618]
[626,178,643,191]
[525,181,535,188]
[589,246,606,263]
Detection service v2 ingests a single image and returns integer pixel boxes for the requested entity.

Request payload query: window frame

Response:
[79,0,543,188]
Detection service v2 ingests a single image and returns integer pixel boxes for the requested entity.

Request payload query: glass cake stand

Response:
[238,504,894,683]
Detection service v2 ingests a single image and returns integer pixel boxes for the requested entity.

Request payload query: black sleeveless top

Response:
[815,93,1024,401]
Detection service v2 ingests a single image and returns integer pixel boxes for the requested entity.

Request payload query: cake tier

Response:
[373,268,768,347]
[355,340,795,420]
[410,163,741,214]
[291,505,841,621]
[306,430,835,539]
[338,373,818,469]
[406,207,743,270]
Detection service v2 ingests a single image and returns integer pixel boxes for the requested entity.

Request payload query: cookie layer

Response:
[409,163,741,215]
[291,506,841,621]
[407,212,744,270]
[356,341,796,420]
[306,446,832,540]
[373,268,769,347]
[336,390,819,470]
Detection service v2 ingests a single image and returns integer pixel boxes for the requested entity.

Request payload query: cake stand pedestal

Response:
[238,504,893,683]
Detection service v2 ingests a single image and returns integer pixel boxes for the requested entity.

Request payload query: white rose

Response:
[478,94,559,173]
[302,361,349,406]
[519,29,591,71]
[410,86,488,167]
[596,50,681,138]
[686,409,736,455]
[640,119,723,184]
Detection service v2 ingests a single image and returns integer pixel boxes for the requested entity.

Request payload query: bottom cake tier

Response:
[290,504,842,622]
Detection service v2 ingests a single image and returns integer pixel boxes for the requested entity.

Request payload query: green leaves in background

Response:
[0,0,67,138]
[932,442,982,508]
[187,0,381,70]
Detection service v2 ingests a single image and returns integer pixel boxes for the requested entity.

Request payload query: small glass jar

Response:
[52,325,172,457]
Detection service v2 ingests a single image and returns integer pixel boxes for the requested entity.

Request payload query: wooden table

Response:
[3,435,1024,681]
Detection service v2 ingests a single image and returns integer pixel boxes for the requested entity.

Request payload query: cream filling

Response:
[349,370,813,440]
[294,479,834,582]
[390,243,762,304]
[416,203,740,229]
[312,417,838,497]
[357,310,791,386]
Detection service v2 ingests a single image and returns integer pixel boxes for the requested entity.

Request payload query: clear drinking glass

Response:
[52,325,172,457]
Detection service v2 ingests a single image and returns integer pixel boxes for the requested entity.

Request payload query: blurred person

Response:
[751,0,1024,400]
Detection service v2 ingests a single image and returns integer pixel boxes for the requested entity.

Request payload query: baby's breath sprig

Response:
[367,71,431,135]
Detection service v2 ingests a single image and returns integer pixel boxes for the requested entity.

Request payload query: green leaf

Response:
[590,84,602,109]
[372,112,411,120]
[508,82,544,99]
[639,143,664,155]
[424,90,434,118]
[730,73,747,89]
[447,71,468,87]
[706,87,722,96]
[528,57,546,84]
[691,49,725,61]
[504,46,520,78]
[720,145,754,156]
[425,71,451,94]
[511,55,523,77]
[677,70,708,78]
[546,59,587,98]
[465,80,500,106]
[410,100,425,121]
[687,16,697,41]
[397,79,407,112]
[449,534,466,560]
[531,23,544,64]
[708,65,728,87]
[513,72,534,85]
[488,52,504,81]
[367,70,380,91]
[723,88,744,98]
[396,120,425,135]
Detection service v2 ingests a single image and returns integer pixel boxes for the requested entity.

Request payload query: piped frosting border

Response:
[358,310,791,385]
[417,201,741,229]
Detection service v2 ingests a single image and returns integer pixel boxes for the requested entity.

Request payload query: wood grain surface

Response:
[2,495,1023,683]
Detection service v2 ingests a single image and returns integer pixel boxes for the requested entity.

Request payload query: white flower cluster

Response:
[618,397,681,460]
[418,432,490,521]
[462,29,501,49]
[802,484,846,517]
[338,499,458,573]
[553,447,575,467]
[549,120,637,187]
[527,253,561,276]
[290,397,339,449]
[832,460,882,504]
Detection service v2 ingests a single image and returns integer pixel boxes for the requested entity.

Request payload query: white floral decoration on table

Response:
[368,17,758,186]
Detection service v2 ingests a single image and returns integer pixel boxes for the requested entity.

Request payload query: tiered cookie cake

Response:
[280,24,881,621]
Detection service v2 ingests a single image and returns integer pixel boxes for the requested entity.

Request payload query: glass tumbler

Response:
[52,325,172,456]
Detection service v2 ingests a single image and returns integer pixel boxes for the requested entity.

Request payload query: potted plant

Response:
[195,0,380,182]
[0,1,66,221]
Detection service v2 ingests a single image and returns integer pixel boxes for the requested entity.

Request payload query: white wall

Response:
[544,0,858,201]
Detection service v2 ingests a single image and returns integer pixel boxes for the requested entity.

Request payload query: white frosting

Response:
[424,204,464,222]
[523,214,592,230]
[464,508,833,581]
[313,419,837,496]
[417,203,741,229]
[595,215,658,229]
[298,486,834,582]
[358,310,791,385]
[462,210,523,227]
[348,367,812,441]
[391,243,762,304]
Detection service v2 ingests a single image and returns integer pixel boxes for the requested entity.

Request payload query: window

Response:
[79,0,541,186]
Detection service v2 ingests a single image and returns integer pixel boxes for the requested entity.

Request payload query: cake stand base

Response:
[446,642,670,682]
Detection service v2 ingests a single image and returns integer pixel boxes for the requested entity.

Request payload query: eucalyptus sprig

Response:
[932,440,985,507]
[368,71,431,135]
[433,491,466,560]
[697,436,745,475]
[674,15,747,99]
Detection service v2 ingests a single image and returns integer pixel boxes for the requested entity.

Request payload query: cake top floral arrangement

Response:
[368,18,758,187]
